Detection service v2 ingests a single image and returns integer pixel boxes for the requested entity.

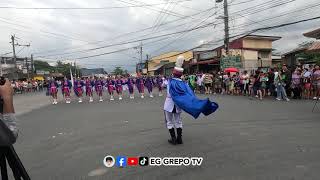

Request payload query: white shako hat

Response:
[174,55,185,73]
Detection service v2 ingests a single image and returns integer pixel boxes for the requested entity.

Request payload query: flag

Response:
[169,78,219,119]
[70,68,74,87]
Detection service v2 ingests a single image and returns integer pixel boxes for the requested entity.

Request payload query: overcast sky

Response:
[0,0,319,72]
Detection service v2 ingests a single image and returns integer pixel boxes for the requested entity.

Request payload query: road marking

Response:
[88,167,108,177]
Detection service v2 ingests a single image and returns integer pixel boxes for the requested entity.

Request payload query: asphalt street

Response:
[11,92,320,180]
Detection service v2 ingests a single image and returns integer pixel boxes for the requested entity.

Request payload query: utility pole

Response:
[223,0,230,55]
[30,54,34,77]
[74,61,77,78]
[11,35,17,68]
[10,35,30,79]
[146,54,149,75]
[140,42,143,64]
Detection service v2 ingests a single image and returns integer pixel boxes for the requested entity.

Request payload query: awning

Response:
[189,59,219,65]
[150,64,165,71]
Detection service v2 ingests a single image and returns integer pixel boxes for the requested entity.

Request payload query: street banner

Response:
[220,56,242,69]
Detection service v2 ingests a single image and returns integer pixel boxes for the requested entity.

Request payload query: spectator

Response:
[241,71,249,96]
[260,72,269,97]
[275,70,290,101]
[302,68,312,99]
[253,72,263,100]
[282,65,292,98]
[311,65,320,100]
[203,72,213,94]
[267,68,275,97]
[291,68,302,99]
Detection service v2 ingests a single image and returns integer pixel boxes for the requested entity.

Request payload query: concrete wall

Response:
[243,39,272,49]
[148,51,193,71]
[241,50,272,69]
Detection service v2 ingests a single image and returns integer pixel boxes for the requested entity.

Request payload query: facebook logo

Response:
[116,156,127,167]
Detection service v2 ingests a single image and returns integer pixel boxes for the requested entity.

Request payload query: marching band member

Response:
[48,78,59,105]
[126,76,135,99]
[74,78,84,103]
[85,77,95,102]
[95,77,104,102]
[145,76,154,98]
[62,77,72,104]
[136,75,145,98]
[115,76,124,100]
[156,75,164,96]
[164,56,219,145]
[106,77,115,101]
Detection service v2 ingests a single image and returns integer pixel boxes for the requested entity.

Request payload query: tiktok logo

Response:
[139,157,149,166]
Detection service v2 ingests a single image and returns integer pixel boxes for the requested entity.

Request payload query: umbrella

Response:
[224,67,239,73]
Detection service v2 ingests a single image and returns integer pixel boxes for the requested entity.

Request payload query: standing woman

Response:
[74,78,84,103]
[311,65,320,100]
[48,78,59,104]
[291,68,302,99]
[107,76,115,101]
[253,72,263,100]
[62,77,72,104]
[136,75,145,98]
[85,77,94,102]
[302,68,312,99]
[145,76,154,98]
[95,77,104,102]
[126,76,135,99]
[115,76,124,100]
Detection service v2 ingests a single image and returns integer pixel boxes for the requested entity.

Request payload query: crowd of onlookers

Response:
[183,64,320,101]
[10,79,47,94]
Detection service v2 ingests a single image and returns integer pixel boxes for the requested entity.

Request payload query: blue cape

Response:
[169,78,219,119]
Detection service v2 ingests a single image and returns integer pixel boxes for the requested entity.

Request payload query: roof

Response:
[243,34,282,41]
[282,47,308,56]
[189,59,219,65]
[282,41,320,55]
[303,28,320,39]
[307,41,320,52]
[149,64,165,71]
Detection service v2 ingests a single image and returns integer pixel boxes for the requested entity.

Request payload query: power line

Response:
[37,21,217,58]
[138,15,320,62]
[0,0,192,10]
[34,6,216,55]
[36,0,293,58]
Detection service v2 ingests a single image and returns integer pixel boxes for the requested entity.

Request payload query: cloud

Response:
[0,0,319,72]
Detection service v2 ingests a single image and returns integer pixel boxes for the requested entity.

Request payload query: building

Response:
[80,68,106,77]
[185,34,281,73]
[1,56,34,79]
[303,28,320,39]
[147,51,193,75]
[282,28,320,66]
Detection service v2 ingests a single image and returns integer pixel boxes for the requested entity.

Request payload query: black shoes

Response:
[176,128,183,144]
[168,128,183,145]
[168,128,177,145]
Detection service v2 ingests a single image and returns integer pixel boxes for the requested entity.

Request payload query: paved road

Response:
[12,92,320,180]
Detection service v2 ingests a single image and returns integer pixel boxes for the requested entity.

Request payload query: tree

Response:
[113,66,124,75]
[34,60,55,72]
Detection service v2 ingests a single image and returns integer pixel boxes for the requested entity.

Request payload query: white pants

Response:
[164,111,182,129]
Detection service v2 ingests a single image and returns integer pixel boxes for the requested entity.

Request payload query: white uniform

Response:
[163,78,182,129]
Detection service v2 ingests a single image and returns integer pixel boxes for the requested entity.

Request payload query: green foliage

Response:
[113,66,124,75]
[34,60,54,72]
[34,60,81,76]
[296,52,320,65]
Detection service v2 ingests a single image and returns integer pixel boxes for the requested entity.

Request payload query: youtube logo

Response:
[127,157,139,166]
